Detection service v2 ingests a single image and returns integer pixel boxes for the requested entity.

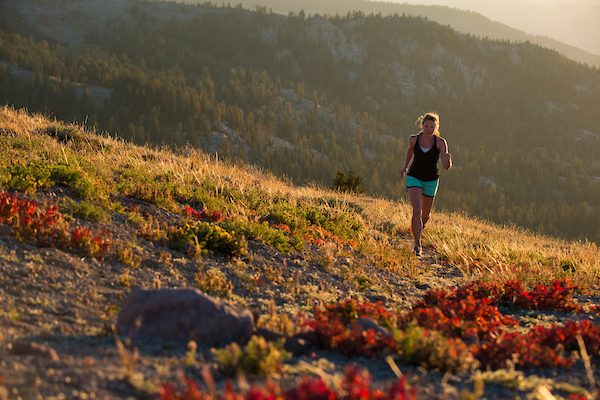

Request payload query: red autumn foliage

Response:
[0,191,61,238]
[304,279,600,371]
[301,225,357,249]
[306,299,397,355]
[478,320,600,369]
[70,226,112,260]
[160,366,417,400]
[0,191,111,259]
[185,205,223,223]
[568,394,596,400]
[450,279,583,312]
[498,279,582,312]
[408,288,518,341]
[272,223,291,233]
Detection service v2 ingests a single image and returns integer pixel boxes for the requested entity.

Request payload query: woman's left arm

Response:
[439,137,452,170]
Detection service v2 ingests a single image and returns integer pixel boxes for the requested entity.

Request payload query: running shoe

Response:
[414,246,422,256]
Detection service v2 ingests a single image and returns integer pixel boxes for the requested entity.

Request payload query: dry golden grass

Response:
[2,106,600,289]
[426,211,600,287]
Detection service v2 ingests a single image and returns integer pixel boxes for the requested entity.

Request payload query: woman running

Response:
[400,112,452,256]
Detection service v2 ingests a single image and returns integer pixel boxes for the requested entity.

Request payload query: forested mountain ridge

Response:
[1,0,600,244]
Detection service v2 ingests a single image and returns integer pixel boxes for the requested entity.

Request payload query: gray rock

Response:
[117,288,255,347]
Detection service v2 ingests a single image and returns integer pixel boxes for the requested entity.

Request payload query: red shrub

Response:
[408,288,518,341]
[185,205,223,223]
[476,330,571,369]
[285,377,337,400]
[306,280,600,370]
[0,191,111,259]
[306,300,398,355]
[160,366,417,400]
[0,191,61,238]
[498,279,582,312]
[476,320,600,369]
[70,226,112,260]
[426,279,583,313]
[302,225,356,249]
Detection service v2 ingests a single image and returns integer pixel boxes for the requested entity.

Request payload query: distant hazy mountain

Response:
[384,0,600,57]
[177,0,600,67]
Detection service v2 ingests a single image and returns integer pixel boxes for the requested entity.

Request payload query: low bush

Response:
[305,279,600,372]
[212,335,290,377]
[394,324,477,372]
[170,221,247,257]
[0,191,111,259]
[221,219,302,254]
[67,200,107,222]
[194,268,233,298]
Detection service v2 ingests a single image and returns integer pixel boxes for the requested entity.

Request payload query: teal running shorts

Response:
[406,175,439,198]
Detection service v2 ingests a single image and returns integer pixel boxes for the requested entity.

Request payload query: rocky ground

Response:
[0,189,468,400]
[1,197,598,400]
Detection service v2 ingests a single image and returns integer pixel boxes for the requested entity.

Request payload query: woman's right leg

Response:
[408,188,423,250]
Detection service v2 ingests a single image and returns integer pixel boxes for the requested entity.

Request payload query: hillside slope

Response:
[1,2,600,246]
[1,107,600,399]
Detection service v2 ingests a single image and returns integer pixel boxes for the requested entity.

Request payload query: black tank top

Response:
[408,134,440,181]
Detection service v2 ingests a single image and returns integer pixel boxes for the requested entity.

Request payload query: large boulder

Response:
[117,288,255,347]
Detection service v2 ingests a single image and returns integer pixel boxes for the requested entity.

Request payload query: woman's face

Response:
[422,120,437,135]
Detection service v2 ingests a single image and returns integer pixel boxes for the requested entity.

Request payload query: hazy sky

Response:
[382,0,600,55]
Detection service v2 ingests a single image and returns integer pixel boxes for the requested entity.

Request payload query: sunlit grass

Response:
[425,211,600,286]
[2,105,599,290]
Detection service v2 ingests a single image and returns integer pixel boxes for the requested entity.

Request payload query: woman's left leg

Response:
[421,195,435,228]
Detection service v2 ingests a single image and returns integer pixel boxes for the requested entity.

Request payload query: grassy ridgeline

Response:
[1,105,599,290]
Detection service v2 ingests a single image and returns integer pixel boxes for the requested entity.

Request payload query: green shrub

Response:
[50,165,96,199]
[183,183,235,214]
[212,335,290,377]
[331,170,364,194]
[124,210,144,226]
[221,220,302,253]
[44,124,83,143]
[265,200,363,241]
[1,161,99,199]
[117,243,143,269]
[394,324,477,373]
[68,200,106,222]
[170,221,247,256]
[3,162,52,194]
[11,139,31,150]
[241,188,270,212]
[266,201,305,231]
[194,268,233,298]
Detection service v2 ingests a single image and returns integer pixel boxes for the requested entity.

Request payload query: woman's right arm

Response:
[400,135,416,178]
